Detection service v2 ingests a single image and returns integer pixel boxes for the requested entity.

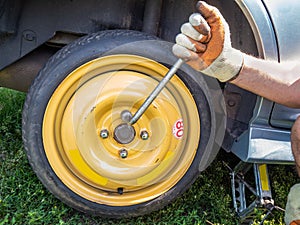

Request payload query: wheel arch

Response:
[213,0,279,152]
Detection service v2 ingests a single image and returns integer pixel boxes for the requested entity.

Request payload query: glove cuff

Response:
[201,48,244,82]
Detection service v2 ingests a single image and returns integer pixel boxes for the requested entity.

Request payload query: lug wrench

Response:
[129,58,185,125]
[128,13,210,125]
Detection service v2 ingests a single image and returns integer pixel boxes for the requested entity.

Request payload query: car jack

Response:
[224,161,285,224]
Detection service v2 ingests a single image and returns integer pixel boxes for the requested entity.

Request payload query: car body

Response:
[230,0,300,164]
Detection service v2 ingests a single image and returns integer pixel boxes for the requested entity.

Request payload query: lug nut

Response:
[100,129,109,139]
[119,149,128,158]
[121,110,132,123]
[140,130,149,140]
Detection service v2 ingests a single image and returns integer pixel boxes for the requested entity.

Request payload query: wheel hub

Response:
[114,123,136,144]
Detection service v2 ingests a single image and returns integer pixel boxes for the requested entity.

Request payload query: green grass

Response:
[0,87,298,225]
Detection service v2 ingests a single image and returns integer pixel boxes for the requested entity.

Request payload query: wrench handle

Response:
[129,58,184,125]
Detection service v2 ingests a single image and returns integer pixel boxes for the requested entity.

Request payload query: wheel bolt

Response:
[140,130,149,140]
[100,129,109,139]
[119,149,128,158]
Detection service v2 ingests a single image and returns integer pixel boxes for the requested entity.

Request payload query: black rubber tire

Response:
[22,30,220,218]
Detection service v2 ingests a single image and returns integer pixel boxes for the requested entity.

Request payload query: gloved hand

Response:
[172,1,244,82]
[285,183,300,225]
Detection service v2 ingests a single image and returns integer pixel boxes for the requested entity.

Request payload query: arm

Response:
[172,1,300,108]
[232,55,300,108]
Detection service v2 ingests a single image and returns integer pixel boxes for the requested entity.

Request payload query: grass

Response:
[0,87,299,225]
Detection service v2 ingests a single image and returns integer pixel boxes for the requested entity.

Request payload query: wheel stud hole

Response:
[119,149,128,159]
[100,129,109,139]
[117,187,124,195]
[140,130,149,140]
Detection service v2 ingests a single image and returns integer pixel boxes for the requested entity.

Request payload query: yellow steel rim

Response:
[43,55,200,206]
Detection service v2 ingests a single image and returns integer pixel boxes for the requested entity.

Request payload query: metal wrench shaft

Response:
[129,58,184,125]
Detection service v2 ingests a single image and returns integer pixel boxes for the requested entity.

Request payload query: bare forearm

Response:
[171,1,300,108]
[231,54,300,108]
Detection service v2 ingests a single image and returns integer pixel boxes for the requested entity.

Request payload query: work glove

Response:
[285,183,300,225]
[172,1,244,82]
